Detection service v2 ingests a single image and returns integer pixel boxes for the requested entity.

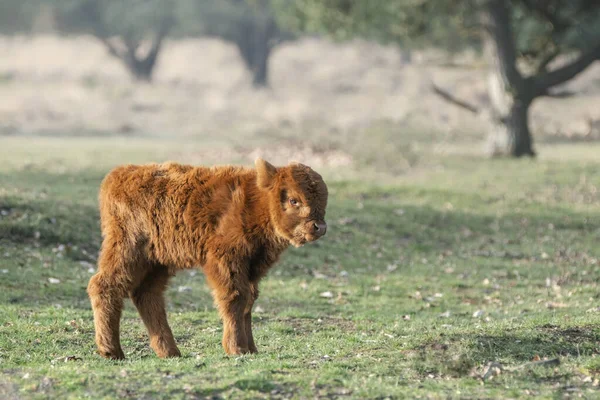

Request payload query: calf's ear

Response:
[255,158,277,189]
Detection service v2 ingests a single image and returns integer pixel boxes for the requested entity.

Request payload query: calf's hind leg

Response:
[88,235,144,360]
[131,266,181,358]
[88,270,127,360]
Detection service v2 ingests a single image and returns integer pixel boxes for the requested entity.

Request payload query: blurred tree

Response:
[0,0,40,34]
[49,0,290,86]
[179,0,293,87]
[274,0,600,157]
[53,0,175,82]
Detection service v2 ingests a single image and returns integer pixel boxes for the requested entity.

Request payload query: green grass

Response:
[1,136,600,399]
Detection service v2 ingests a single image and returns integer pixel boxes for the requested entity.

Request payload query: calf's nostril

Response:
[313,222,327,235]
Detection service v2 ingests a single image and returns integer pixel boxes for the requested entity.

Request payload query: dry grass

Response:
[0,34,599,144]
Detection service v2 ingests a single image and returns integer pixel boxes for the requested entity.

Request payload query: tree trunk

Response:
[481,0,535,157]
[99,38,161,82]
[237,40,271,88]
[400,49,412,65]
[251,45,270,87]
[235,15,277,88]
[125,57,156,82]
[123,34,165,83]
[486,97,534,157]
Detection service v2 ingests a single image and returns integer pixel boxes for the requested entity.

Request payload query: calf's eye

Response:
[289,198,299,207]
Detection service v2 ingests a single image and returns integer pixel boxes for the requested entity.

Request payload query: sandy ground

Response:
[0,35,598,145]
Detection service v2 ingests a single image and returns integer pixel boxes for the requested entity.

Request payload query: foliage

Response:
[53,0,174,40]
[511,0,600,72]
[0,0,43,34]
[271,0,479,52]
[273,0,600,69]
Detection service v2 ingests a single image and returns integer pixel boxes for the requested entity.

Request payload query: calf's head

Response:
[255,158,328,248]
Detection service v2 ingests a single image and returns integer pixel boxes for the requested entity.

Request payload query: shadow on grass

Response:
[0,196,100,252]
[0,168,103,253]
[413,325,600,378]
[112,379,290,400]
[468,325,600,361]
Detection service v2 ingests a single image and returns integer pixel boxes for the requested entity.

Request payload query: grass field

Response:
[1,136,600,399]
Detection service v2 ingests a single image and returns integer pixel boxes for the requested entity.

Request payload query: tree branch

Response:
[145,16,173,64]
[122,32,140,56]
[83,1,132,65]
[541,89,577,99]
[536,47,561,74]
[98,37,122,58]
[535,43,600,92]
[83,0,123,59]
[431,83,480,115]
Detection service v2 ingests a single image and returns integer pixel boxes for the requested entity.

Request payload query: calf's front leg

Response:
[205,259,254,355]
[216,288,250,355]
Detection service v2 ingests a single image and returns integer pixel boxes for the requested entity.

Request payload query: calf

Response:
[87,158,328,359]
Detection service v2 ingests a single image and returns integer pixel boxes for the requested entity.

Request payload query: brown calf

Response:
[87,158,328,359]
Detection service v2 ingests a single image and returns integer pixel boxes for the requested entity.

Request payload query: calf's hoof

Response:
[98,348,125,360]
[156,347,182,358]
[151,337,182,358]
[223,343,251,355]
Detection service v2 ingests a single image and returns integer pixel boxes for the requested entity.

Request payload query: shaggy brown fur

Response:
[87,158,328,359]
